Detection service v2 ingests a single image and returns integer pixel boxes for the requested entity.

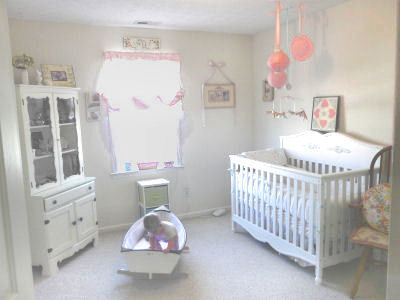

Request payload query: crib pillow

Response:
[242,148,287,165]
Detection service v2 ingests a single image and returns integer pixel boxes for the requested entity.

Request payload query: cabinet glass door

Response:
[27,96,58,189]
[56,96,81,180]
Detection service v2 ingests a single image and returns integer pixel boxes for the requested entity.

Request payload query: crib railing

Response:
[230,154,369,275]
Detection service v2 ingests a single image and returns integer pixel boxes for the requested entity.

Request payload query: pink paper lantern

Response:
[267,50,290,72]
[291,34,314,61]
[268,71,287,88]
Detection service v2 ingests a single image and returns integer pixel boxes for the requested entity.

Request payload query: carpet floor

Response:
[33,214,386,299]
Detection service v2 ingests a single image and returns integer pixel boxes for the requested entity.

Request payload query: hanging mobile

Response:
[266,97,287,119]
[287,97,308,120]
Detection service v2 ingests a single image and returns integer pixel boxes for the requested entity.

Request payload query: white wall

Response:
[387,1,400,298]
[0,198,11,295]
[0,0,34,298]
[8,21,254,228]
[253,0,396,148]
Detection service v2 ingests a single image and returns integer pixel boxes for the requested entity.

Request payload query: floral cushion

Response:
[363,183,391,234]
[349,226,388,249]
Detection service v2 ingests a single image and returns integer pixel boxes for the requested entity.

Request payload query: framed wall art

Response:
[41,64,76,87]
[311,96,340,133]
[262,80,274,101]
[86,92,101,121]
[203,83,235,109]
[123,37,161,50]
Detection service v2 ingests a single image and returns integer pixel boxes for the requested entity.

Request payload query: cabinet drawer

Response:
[44,181,95,211]
[144,186,168,207]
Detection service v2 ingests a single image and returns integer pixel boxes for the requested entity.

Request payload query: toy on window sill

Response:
[144,212,178,253]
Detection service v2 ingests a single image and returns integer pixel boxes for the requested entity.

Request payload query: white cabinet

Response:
[75,194,98,240]
[45,203,76,257]
[16,85,84,193]
[16,85,98,276]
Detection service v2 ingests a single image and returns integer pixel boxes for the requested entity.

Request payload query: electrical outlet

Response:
[184,187,190,197]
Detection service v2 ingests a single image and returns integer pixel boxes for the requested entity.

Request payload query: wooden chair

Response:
[349,146,392,298]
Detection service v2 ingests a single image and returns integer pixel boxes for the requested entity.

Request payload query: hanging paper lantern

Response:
[291,4,314,61]
[267,49,290,72]
[268,71,287,88]
[291,35,314,61]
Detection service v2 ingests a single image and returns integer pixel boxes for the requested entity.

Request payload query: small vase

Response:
[20,69,29,84]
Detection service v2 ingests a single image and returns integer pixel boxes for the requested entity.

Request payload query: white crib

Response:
[229,131,384,284]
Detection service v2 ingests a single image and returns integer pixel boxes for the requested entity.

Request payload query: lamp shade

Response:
[268,71,287,88]
[267,49,290,72]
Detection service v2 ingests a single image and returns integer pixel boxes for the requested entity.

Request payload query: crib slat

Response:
[332,179,338,256]
[324,181,331,258]
[309,183,314,255]
[231,162,236,216]
[357,175,362,202]
[254,169,261,227]
[250,168,254,224]
[261,170,265,229]
[286,177,291,242]
[340,178,346,255]
[266,171,271,233]
[300,181,306,250]
[244,167,249,220]
[279,175,283,238]
[273,173,277,235]
[294,179,298,247]
[235,165,240,217]
[241,166,245,218]
[350,177,354,204]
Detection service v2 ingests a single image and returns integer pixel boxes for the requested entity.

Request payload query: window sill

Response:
[111,166,184,178]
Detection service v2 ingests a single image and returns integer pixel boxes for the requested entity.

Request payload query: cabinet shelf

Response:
[62,149,78,154]
[30,124,51,129]
[59,122,76,127]
[33,153,53,160]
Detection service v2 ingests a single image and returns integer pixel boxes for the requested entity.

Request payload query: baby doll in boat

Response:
[144,212,178,253]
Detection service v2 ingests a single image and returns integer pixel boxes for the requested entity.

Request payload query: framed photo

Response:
[311,96,340,133]
[41,64,76,87]
[262,80,274,101]
[203,83,235,109]
[123,37,161,50]
[86,92,101,121]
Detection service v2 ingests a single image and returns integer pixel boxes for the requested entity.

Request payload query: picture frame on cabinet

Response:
[262,80,274,101]
[41,64,76,87]
[203,83,235,108]
[311,96,340,133]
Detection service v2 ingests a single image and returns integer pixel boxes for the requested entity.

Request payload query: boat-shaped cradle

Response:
[120,206,187,279]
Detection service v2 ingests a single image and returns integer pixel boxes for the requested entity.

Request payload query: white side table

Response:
[137,178,169,217]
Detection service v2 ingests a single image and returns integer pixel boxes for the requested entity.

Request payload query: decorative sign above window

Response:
[122,37,161,50]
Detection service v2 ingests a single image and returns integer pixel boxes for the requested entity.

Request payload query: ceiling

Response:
[6,0,348,35]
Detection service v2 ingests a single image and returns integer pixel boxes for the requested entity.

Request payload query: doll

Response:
[143,213,178,253]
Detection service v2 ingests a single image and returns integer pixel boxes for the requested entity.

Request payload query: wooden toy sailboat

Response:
[119,206,187,279]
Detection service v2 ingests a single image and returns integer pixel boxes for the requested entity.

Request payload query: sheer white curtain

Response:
[97,52,184,173]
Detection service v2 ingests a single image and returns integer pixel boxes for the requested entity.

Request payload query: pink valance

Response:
[104,51,180,62]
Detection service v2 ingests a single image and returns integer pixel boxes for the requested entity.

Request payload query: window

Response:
[96,52,184,173]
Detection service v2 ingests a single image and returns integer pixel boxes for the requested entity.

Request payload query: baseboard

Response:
[176,205,231,220]
[99,223,132,233]
[99,206,231,233]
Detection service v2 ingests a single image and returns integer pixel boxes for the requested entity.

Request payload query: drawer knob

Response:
[72,221,77,226]
[88,186,92,190]
[79,217,83,222]
[52,200,57,205]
